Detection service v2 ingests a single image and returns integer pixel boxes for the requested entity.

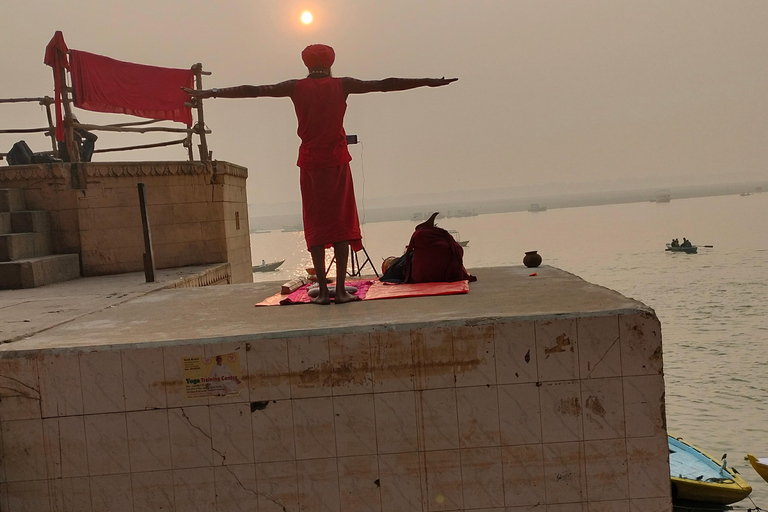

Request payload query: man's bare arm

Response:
[342,77,457,95]
[182,80,298,99]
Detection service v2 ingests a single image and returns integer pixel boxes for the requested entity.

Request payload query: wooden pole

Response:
[74,123,206,135]
[185,131,194,161]
[0,128,51,134]
[41,97,58,156]
[192,63,210,162]
[56,51,80,163]
[0,97,50,104]
[138,183,155,283]
[93,138,187,154]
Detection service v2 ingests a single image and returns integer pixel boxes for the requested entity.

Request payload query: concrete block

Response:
[0,188,26,212]
[90,206,142,231]
[0,232,51,261]
[0,253,80,289]
[145,186,173,206]
[173,203,215,223]
[10,210,51,234]
[0,212,10,234]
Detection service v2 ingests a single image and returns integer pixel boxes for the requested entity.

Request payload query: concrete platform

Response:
[0,265,672,512]
[2,265,645,352]
[0,263,231,343]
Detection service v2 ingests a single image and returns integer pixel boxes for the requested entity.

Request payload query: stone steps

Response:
[0,188,25,212]
[0,188,80,289]
[0,254,81,289]
[0,232,52,262]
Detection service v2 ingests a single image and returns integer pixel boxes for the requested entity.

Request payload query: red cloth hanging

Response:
[69,50,194,125]
[43,31,69,141]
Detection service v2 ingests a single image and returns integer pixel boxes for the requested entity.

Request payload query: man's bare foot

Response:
[334,291,360,304]
[310,290,331,305]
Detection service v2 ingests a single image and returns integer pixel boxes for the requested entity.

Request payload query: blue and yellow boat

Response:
[669,435,752,505]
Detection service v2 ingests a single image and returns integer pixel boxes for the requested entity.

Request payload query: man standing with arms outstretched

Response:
[185,44,456,304]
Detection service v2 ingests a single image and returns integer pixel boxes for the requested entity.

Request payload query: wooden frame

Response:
[1,58,213,162]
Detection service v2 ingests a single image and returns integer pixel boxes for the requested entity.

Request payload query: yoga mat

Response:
[255,279,469,307]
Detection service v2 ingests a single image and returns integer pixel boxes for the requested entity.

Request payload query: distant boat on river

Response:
[253,259,285,272]
[666,243,697,254]
[447,230,469,247]
[528,203,547,212]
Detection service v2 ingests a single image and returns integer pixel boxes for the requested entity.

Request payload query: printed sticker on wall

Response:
[183,352,242,398]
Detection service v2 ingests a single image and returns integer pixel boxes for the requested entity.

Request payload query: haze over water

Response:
[252,192,768,509]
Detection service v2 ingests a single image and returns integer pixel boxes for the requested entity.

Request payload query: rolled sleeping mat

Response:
[307,285,358,298]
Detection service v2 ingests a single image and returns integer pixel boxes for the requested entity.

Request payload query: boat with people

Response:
[666,243,697,254]
[669,435,752,505]
[252,259,285,272]
[746,454,768,484]
[447,230,469,247]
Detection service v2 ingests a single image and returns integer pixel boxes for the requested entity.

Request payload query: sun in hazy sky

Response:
[301,11,313,24]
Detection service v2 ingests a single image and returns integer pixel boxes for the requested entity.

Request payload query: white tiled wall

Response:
[0,312,670,511]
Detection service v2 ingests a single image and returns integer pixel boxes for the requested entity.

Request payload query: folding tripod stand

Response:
[325,244,379,278]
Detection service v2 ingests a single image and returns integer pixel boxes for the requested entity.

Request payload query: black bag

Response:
[380,254,408,283]
[6,141,34,166]
[32,153,63,164]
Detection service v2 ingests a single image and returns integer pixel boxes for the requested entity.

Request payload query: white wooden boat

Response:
[447,230,469,247]
[252,259,285,272]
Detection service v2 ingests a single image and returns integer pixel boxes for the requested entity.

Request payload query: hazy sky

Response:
[1,1,766,208]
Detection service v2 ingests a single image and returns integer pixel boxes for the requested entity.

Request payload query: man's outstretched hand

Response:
[429,77,458,87]
[181,87,211,98]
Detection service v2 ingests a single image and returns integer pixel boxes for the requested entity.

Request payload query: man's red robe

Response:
[292,77,362,252]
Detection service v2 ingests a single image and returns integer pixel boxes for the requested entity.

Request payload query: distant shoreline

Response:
[249,180,768,231]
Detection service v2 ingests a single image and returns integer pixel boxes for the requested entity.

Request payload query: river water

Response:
[250,192,768,509]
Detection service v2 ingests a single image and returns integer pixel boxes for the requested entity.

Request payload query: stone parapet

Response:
[0,266,671,511]
[0,160,252,283]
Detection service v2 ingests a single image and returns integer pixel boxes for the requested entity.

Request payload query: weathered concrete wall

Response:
[0,160,252,283]
[0,309,670,511]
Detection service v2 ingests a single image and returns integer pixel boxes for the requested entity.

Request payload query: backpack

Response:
[404,225,475,283]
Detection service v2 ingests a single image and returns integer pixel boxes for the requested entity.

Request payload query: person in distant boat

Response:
[184,44,456,305]
[682,238,691,247]
[671,238,679,247]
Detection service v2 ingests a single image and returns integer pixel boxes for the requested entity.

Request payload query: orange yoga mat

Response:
[255,279,469,307]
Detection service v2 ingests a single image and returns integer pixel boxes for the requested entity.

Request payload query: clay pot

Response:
[523,250,542,268]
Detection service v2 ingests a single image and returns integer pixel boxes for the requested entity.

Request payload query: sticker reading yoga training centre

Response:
[182,352,243,398]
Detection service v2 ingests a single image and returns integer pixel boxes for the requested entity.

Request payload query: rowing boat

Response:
[447,230,469,247]
[666,243,698,254]
[669,435,752,505]
[746,454,768,484]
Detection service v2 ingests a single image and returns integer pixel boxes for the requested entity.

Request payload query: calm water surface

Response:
[251,193,768,509]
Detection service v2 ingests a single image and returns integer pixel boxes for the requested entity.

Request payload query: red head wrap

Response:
[301,44,335,69]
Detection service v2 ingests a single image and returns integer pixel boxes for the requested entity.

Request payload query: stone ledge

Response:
[0,160,248,183]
